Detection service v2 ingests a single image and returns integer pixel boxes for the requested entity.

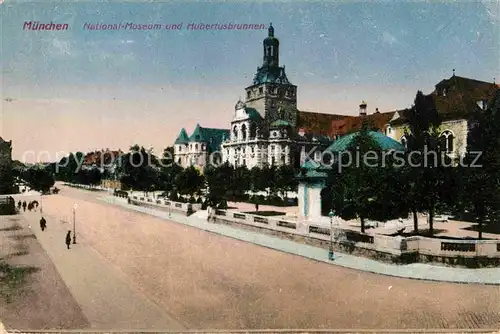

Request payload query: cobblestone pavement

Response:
[13,186,500,330]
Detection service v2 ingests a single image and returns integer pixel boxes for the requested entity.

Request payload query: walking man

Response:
[22,201,27,212]
[17,201,21,210]
[40,217,47,231]
[255,203,259,212]
[65,231,72,249]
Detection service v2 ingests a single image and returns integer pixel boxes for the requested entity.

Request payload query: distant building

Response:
[0,137,13,194]
[386,74,499,159]
[174,124,229,170]
[174,24,499,172]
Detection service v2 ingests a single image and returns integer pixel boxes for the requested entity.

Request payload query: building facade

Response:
[173,24,499,172]
[0,137,14,195]
[386,75,499,159]
[174,124,229,170]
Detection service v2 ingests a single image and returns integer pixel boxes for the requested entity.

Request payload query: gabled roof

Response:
[188,124,230,152]
[433,76,499,119]
[174,128,190,144]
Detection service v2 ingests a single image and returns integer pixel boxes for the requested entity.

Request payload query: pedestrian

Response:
[65,231,72,249]
[17,201,21,210]
[22,201,27,212]
[40,217,47,231]
[207,205,211,221]
[255,203,259,212]
[27,202,33,211]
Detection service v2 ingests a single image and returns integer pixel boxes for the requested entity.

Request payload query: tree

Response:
[158,146,182,192]
[22,166,55,193]
[250,166,266,193]
[174,166,205,198]
[118,145,159,192]
[327,121,385,233]
[404,91,454,234]
[275,165,298,199]
[232,166,251,198]
[204,162,233,207]
[458,90,500,238]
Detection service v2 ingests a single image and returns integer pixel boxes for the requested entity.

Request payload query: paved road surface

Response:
[15,185,500,330]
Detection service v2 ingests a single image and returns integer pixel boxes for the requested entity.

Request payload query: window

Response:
[179,146,182,152]
[233,126,238,140]
[251,146,254,153]
[247,91,251,99]
[271,100,276,107]
[271,157,276,165]
[259,87,263,95]
[195,144,198,150]
[249,123,257,138]
[387,127,392,135]
[241,124,247,141]
[177,158,181,164]
[439,130,454,153]
[242,159,246,166]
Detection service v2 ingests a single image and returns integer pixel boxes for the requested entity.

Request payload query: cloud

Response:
[382,31,398,45]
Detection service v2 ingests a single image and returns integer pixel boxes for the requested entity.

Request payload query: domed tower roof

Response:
[264,23,279,45]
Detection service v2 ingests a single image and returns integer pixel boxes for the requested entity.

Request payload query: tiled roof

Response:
[297,111,353,136]
[391,76,499,125]
[83,150,122,165]
[326,131,405,153]
[175,128,190,144]
[188,124,230,152]
[297,110,394,137]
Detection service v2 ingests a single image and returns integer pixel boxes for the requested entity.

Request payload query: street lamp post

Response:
[328,209,335,260]
[72,203,78,244]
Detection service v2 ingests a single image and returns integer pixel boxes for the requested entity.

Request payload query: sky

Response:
[1,0,499,162]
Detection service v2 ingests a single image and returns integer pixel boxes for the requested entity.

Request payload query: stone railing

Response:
[128,196,201,216]
[211,209,500,267]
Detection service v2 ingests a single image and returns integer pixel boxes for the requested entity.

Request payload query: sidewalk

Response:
[18,210,185,330]
[100,196,500,285]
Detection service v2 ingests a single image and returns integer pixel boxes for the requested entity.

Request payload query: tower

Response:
[359,101,367,116]
[244,23,298,131]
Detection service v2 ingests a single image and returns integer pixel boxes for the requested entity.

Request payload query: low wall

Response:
[128,195,201,216]
[212,209,500,267]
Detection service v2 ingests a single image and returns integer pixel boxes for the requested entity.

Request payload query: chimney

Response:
[359,101,367,116]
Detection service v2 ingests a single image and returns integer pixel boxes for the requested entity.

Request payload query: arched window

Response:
[233,126,238,140]
[241,124,247,141]
[177,158,181,164]
[195,144,198,150]
[440,130,454,153]
[249,123,257,139]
